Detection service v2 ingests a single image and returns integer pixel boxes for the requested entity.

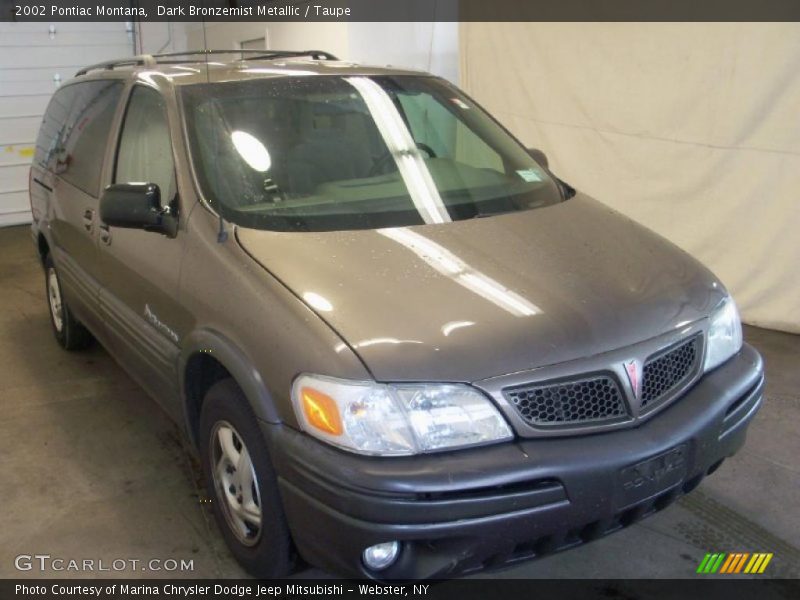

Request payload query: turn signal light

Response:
[301,387,343,436]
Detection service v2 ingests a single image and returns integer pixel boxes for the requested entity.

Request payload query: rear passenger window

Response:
[115,86,176,203]
[34,85,77,172]
[48,81,123,196]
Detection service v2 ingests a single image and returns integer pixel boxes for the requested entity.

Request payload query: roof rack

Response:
[75,55,156,77]
[75,49,339,77]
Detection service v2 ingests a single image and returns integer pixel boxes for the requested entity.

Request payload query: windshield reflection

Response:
[345,76,451,225]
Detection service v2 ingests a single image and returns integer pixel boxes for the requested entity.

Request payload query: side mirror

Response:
[100,183,177,237]
[526,147,549,169]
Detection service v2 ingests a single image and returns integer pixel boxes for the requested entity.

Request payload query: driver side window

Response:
[115,86,176,203]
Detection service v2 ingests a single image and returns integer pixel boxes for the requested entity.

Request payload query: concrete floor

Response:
[1,224,798,580]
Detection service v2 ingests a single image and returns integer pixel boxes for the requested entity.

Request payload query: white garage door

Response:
[0,22,134,226]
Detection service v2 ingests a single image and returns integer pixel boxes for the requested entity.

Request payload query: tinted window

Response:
[398,92,505,173]
[34,85,77,172]
[115,86,176,202]
[181,76,563,232]
[39,81,123,196]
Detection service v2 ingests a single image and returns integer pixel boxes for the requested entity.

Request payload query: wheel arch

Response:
[36,231,50,267]
[180,328,281,447]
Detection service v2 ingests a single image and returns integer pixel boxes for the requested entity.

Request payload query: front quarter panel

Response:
[178,204,371,429]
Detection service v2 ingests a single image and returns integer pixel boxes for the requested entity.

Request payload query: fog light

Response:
[362,541,400,571]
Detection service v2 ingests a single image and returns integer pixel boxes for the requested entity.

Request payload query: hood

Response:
[236,194,725,382]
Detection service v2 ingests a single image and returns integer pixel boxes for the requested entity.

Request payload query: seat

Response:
[286,108,374,195]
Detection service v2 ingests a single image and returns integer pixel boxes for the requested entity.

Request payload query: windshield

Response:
[181,75,564,232]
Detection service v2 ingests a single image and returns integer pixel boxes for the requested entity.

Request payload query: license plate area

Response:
[617,444,688,508]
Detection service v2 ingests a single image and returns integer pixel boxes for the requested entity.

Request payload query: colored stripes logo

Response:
[697,552,773,574]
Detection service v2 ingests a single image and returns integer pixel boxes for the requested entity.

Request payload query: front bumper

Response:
[264,344,764,579]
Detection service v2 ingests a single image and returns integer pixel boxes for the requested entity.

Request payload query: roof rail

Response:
[153,49,339,61]
[75,49,338,77]
[75,54,156,77]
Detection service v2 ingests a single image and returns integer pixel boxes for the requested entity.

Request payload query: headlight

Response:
[292,374,513,456]
[704,297,743,372]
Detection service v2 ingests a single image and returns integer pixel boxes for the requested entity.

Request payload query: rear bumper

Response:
[264,344,764,579]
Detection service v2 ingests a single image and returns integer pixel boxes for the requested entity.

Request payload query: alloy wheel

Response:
[47,267,63,333]
[210,420,263,546]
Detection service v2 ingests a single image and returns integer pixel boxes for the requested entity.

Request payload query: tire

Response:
[44,253,93,351]
[199,378,294,578]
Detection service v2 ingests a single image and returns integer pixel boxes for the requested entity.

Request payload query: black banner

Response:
[3,579,800,600]
[3,0,800,22]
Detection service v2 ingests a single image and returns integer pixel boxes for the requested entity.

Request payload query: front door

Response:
[97,84,186,417]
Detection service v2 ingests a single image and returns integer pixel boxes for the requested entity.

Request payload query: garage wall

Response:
[183,22,272,53]
[0,22,133,226]
[348,22,458,83]
[136,21,188,55]
[461,23,800,333]
[264,22,351,59]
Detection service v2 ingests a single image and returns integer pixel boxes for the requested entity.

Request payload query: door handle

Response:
[98,223,111,245]
[83,208,94,232]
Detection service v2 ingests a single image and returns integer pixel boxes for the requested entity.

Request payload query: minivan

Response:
[29,50,764,579]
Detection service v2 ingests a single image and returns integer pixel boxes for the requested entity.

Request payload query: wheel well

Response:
[37,234,49,266]
[184,352,232,445]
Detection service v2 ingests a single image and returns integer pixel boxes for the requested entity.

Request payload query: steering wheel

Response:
[368,142,437,177]
[416,142,436,159]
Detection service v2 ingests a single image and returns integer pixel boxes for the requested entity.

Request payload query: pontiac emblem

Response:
[624,359,642,401]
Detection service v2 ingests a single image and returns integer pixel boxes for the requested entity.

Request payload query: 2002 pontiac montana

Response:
[29,50,764,579]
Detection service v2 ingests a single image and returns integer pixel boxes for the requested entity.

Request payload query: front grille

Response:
[505,374,627,427]
[640,335,700,408]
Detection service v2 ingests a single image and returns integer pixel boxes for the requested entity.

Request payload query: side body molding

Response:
[179,328,281,440]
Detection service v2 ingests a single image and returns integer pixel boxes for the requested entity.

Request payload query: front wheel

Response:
[44,253,92,350]
[199,378,294,577]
